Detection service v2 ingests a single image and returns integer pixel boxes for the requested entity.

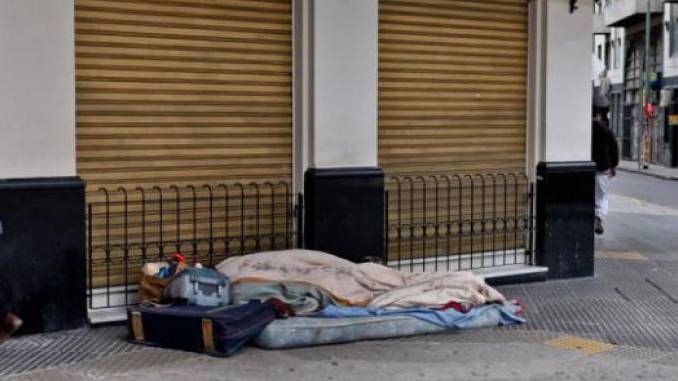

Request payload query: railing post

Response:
[87,203,93,310]
[296,193,304,249]
[384,189,389,265]
[528,182,536,265]
[202,184,214,266]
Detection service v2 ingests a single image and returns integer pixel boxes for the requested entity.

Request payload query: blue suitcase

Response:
[127,301,276,357]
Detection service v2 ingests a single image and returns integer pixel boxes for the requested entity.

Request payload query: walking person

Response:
[592,110,620,235]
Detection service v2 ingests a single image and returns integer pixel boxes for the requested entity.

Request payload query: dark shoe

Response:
[594,217,604,235]
[0,313,22,343]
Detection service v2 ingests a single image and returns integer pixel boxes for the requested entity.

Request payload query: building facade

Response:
[594,0,678,167]
[0,0,595,334]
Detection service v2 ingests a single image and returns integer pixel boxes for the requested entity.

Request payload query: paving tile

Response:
[544,335,616,355]
[595,251,648,261]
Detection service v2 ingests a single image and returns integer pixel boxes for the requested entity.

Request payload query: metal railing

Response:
[385,172,535,272]
[87,173,535,311]
[87,180,301,310]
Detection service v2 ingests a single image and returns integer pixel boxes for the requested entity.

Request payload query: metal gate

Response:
[385,172,534,272]
[86,180,302,318]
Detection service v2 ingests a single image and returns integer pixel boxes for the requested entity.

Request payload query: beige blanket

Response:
[216,249,505,308]
[368,271,505,308]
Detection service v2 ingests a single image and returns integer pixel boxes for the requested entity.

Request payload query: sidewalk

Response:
[618,160,678,181]
[2,191,678,381]
[3,255,678,380]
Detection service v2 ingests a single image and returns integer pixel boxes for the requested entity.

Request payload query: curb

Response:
[617,166,678,181]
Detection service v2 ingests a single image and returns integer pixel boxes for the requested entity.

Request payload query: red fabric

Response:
[513,299,526,316]
[435,301,471,313]
[435,300,526,316]
[645,103,655,119]
[266,298,292,318]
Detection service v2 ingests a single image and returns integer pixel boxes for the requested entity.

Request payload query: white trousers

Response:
[595,172,611,220]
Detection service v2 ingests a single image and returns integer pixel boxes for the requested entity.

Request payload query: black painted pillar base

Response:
[304,168,385,263]
[536,162,596,279]
[0,177,86,334]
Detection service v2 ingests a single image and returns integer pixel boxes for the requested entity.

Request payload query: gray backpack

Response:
[163,268,230,307]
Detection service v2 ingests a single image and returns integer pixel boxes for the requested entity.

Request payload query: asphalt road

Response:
[609,171,678,209]
[598,171,678,260]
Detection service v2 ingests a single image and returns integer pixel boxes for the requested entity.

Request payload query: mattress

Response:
[254,315,446,349]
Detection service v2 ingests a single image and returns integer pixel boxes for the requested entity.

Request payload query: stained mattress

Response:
[254,303,525,349]
[254,315,445,349]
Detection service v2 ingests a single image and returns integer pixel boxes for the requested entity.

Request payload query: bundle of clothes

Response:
[221,249,520,317]
[132,249,525,356]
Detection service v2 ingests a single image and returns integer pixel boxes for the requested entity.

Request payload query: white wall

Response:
[0,0,76,179]
[293,0,309,192]
[608,27,625,85]
[663,3,678,79]
[543,0,593,162]
[309,0,378,168]
[592,34,607,85]
[527,0,546,178]
[592,27,624,86]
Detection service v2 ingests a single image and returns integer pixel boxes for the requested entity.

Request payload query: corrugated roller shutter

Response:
[378,0,530,265]
[76,0,292,189]
[75,0,293,289]
[379,0,528,175]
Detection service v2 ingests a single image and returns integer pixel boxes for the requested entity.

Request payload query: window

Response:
[615,38,622,69]
[671,5,678,57]
[598,45,603,60]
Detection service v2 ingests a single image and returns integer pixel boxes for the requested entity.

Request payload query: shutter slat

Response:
[76,0,293,287]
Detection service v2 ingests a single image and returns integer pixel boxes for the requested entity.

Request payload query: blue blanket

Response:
[314,303,526,329]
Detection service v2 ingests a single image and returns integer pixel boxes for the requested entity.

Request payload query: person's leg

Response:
[594,172,611,234]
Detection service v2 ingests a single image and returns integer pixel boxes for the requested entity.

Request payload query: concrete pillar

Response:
[0,0,86,334]
[296,0,384,262]
[528,0,596,279]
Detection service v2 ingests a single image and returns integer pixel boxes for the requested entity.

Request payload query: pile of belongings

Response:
[129,250,525,357]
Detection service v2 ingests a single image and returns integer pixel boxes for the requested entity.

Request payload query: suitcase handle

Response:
[189,274,226,287]
[192,280,223,297]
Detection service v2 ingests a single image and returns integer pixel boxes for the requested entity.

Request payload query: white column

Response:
[0,0,76,179]
[527,0,594,171]
[296,0,379,173]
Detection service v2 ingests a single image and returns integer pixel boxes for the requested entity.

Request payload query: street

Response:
[2,171,678,381]
[599,171,678,261]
